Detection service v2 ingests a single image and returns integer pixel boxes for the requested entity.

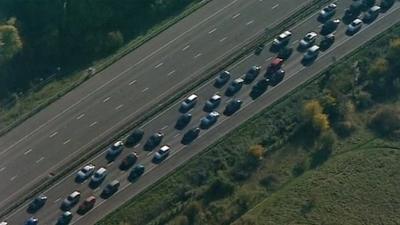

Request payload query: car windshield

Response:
[94,172,102,178]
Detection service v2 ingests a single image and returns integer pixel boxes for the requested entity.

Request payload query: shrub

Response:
[259,174,280,191]
[204,177,235,202]
[369,106,400,137]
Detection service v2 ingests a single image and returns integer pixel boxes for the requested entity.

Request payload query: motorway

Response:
[2,0,400,224]
[0,0,313,212]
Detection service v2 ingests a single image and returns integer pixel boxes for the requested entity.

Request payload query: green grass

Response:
[233,146,400,225]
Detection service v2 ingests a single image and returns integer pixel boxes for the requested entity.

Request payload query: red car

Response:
[77,196,96,215]
[266,57,284,75]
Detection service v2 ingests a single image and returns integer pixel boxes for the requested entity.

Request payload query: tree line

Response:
[0,0,200,99]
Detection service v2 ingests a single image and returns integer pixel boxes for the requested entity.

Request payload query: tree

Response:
[369,106,400,137]
[387,38,400,71]
[304,100,330,132]
[248,144,263,160]
[0,24,22,62]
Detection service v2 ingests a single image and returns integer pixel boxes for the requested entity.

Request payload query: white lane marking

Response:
[0,167,5,172]
[265,56,273,62]
[232,13,240,19]
[246,20,255,25]
[161,125,168,130]
[49,132,58,138]
[142,87,149,93]
[208,28,217,34]
[63,139,71,145]
[76,114,85,120]
[10,176,17,181]
[54,198,61,203]
[272,3,279,9]
[0,0,243,156]
[115,105,124,110]
[182,45,190,51]
[24,149,32,155]
[167,70,176,76]
[36,157,45,164]
[103,97,111,103]
[134,143,141,148]
[146,152,153,156]
[174,133,181,138]
[194,53,202,58]
[219,37,227,42]
[318,23,324,28]
[129,80,137,86]
[155,62,164,68]
[89,121,98,127]
[292,40,299,45]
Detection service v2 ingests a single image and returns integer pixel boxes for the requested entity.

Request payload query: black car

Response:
[250,79,269,99]
[225,78,244,96]
[244,66,261,83]
[100,180,120,199]
[175,113,192,130]
[277,47,293,60]
[27,195,47,213]
[119,152,138,170]
[128,164,145,181]
[223,99,242,116]
[254,43,265,55]
[320,19,340,35]
[380,0,394,10]
[319,34,335,50]
[267,69,285,86]
[181,127,201,145]
[214,71,231,88]
[143,132,164,150]
[124,128,144,147]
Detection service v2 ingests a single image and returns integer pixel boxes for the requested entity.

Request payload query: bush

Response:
[292,161,306,177]
[183,201,203,223]
[369,106,400,137]
[205,177,235,202]
[310,131,336,168]
[303,100,330,133]
[334,120,355,137]
[259,174,280,191]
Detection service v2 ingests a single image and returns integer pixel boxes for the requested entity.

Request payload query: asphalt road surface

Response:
[0,0,313,211]
[3,0,400,224]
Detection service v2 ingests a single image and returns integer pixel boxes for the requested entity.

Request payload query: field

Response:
[97,22,400,225]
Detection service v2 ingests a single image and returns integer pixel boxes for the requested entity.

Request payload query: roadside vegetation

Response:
[0,0,204,130]
[97,23,400,225]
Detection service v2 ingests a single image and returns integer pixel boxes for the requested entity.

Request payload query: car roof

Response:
[370,5,381,11]
[309,45,320,51]
[234,77,244,83]
[71,191,80,196]
[187,94,198,101]
[86,196,96,201]
[211,94,221,100]
[96,167,107,174]
[113,141,123,147]
[63,211,72,216]
[109,180,120,185]
[353,18,362,24]
[210,111,220,117]
[160,145,170,151]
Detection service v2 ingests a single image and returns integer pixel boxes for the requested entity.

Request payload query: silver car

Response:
[75,164,95,182]
[346,19,363,34]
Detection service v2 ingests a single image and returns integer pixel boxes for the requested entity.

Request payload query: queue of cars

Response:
[10,1,395,224]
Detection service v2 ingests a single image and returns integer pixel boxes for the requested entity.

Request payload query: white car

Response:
[153,145,170,162]
[299,32,318,49]
[347,18,363,34]
[76,164,95,181]
[0,222,7,225]
[319,3,337,19]
[273,31,292,47]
